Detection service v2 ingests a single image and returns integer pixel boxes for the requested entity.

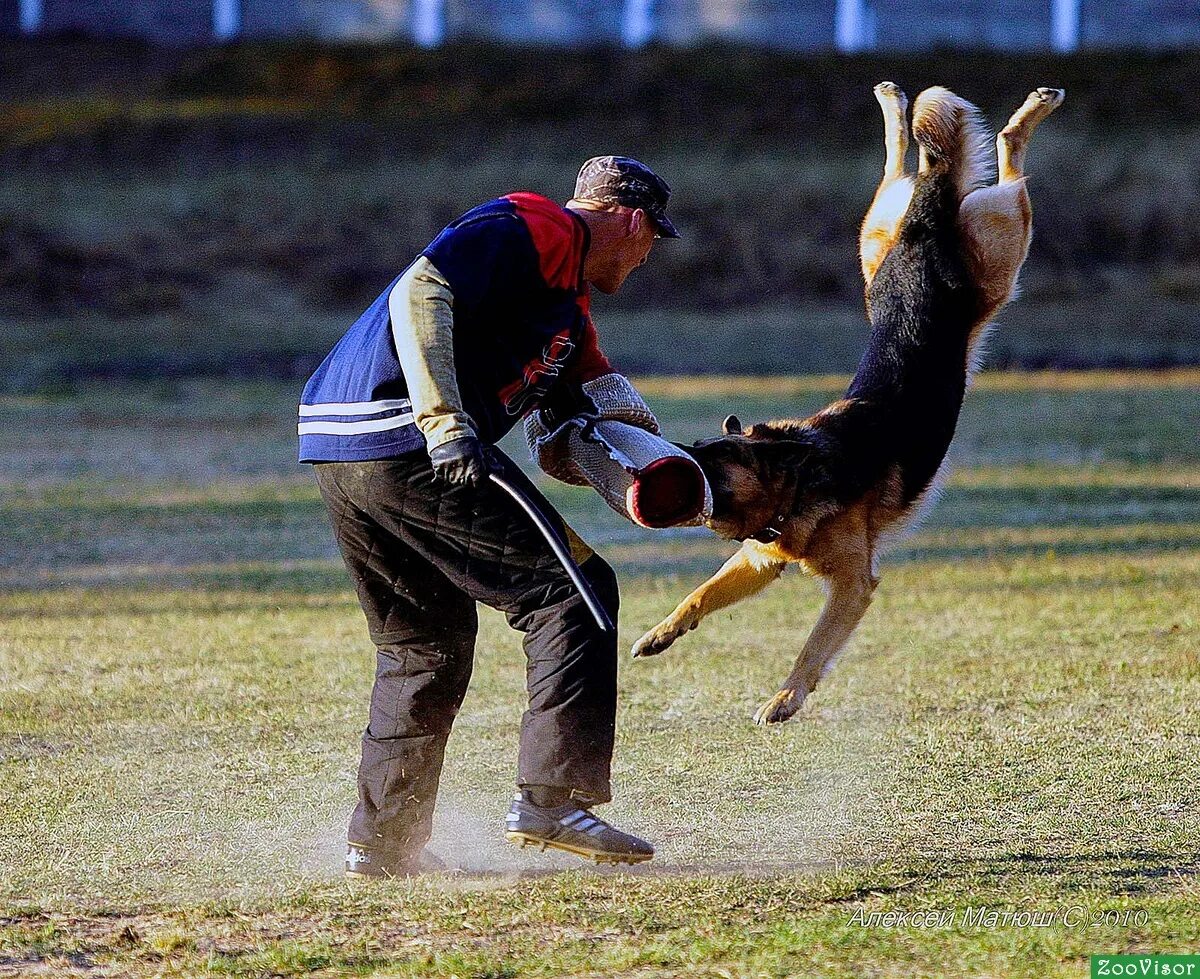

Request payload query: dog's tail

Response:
[911,87,993,198]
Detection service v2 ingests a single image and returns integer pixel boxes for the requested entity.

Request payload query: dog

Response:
[632,83,1064,724]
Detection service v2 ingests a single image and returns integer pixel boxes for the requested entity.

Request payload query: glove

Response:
[537,382,597,432]
[429,435,493,487]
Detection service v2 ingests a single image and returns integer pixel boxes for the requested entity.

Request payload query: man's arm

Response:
[565,315,660,435]
[390,257,495,487]
[568,314,614,387]
[388,256,475,452]
[541,312,658,433]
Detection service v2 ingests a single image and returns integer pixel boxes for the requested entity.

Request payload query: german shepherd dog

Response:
[632,83,1064,724]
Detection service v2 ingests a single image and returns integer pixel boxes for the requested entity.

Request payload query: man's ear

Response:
[629,207,648,237]
[722,414,743,435]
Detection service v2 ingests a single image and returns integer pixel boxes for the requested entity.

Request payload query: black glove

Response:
[538,382,597,431]
[429,435,493,487]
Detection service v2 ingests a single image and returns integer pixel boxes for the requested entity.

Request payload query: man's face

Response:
[592,208,657,294]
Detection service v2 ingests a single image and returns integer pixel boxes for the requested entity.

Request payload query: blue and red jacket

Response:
[298,193,612,463]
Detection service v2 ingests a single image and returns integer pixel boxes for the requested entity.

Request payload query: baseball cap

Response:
[573,155,681,239]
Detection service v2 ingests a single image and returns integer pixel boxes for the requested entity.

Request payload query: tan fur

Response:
[911,86,995,194]
[959,87,1063,371]
[634,84,1064,725]
[859,82,914,286]
[811,398,857,421]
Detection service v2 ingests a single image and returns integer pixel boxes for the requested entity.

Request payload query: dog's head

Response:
[684,415,788,542]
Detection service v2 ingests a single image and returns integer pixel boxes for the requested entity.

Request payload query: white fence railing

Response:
[11,0,1200,51]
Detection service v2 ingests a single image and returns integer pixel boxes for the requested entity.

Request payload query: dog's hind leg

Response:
[998,87,1064,183]
[631,543,787,658]
[753,518,877,725]
[859,82,914,287]
[958,88,1064,334]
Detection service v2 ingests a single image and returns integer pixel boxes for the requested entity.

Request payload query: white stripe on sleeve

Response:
[298,413,416,436]
[298,398,412,417]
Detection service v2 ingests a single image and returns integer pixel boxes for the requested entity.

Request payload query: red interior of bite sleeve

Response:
[627,456,707,528]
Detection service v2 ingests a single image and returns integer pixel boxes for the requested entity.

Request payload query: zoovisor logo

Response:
[1092,956,1200,977]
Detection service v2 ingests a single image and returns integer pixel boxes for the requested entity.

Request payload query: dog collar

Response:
[750,514,787,544]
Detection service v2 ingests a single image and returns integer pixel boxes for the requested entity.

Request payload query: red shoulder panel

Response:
[505,192,585,291]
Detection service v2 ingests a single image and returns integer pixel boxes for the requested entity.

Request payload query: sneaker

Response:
[504,794,654,865]
[345,842,446,879]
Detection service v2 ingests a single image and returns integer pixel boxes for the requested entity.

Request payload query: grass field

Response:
[1,371,1198,977]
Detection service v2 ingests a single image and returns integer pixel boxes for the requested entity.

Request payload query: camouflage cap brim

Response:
[651,211,681,239]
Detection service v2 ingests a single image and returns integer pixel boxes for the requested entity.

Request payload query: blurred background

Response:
[1,1,1198,390]
[2,5,1199,917]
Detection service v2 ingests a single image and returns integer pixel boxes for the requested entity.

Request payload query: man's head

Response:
[567,156,679,294]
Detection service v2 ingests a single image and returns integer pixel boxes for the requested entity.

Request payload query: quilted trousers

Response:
[313,452,619,859]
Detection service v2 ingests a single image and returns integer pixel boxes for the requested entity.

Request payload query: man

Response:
[298,156,680,876]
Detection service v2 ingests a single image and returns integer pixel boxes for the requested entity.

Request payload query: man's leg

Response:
[315,462,477,873]
[355,454,625,815]
[510,551,619,805]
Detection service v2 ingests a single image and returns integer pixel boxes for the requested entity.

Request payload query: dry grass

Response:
[1,372,1198,975]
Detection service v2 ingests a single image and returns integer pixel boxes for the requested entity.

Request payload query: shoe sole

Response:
[505,831,653,865]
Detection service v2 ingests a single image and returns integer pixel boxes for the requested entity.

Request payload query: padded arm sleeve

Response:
[389,256,476,451]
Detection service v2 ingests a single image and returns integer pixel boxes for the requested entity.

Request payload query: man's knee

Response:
[369,624,476,728]
[505,552,620,642]
[382,615,476,652]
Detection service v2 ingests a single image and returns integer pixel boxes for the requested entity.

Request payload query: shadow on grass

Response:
[4,531,1196,608]
[889,532,1200,567]
[1,480,1197,597]
[339,850,1200,898]
[934,850,1200,897]
[632,850,1197,895]
[0,565,357,620]
[921,485,1200,530]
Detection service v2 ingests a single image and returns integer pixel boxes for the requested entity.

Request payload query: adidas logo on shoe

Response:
[504,794,654,865]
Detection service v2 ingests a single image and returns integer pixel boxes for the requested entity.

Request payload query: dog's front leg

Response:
[632,543,786,658]
[754,566,878,725]
[875,80,910,181]
[860,82,914,286]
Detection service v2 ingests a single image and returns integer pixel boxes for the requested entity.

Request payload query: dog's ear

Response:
[722,414,743,436]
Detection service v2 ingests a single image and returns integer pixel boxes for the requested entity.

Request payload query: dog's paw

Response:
[1032,87,1066,109]
[631,624,683,658]
[752,688,806,725]
[631,629,672,658]
[1003,87,1065,140]
[631,610,697,658]
[874,81,908,106]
